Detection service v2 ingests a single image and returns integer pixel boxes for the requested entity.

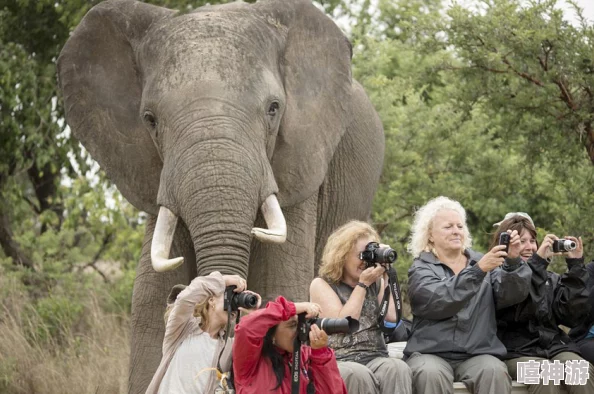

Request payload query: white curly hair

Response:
[407,196,473,258]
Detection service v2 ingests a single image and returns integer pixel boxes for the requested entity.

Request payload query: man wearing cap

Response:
[490,213,594,394]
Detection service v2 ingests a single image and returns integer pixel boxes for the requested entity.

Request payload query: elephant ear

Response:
[267,0,353,207]
[58,0,175,215]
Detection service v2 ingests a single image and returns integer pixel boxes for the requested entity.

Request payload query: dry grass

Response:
[0,278,130,394]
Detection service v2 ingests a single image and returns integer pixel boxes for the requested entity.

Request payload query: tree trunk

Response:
[27,162,63,233]
[0,208,34,269]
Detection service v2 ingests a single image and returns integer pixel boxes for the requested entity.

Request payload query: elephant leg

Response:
[314,81,385,273]
[128,216,196,394]
[248,192,318,302]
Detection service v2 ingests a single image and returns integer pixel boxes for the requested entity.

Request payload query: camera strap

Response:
[215,307,240,392]
[377,265,402,334]
[291,313,315,394]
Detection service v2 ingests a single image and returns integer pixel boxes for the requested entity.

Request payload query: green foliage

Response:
[348,0,594,281]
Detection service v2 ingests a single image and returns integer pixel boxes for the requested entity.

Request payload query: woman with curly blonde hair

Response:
[310,220,412,394]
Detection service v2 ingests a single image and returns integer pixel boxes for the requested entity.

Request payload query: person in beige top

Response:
[146,271,261,394]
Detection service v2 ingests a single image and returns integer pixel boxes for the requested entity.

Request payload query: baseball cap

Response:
[493,212,535,228]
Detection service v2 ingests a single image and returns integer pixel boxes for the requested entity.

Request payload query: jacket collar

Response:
[419,249,482,266]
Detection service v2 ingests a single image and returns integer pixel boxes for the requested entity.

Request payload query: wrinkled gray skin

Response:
[57,0,384,392]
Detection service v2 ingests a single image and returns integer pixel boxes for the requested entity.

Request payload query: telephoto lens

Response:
[309,316,359,335]
[552,239,577,253]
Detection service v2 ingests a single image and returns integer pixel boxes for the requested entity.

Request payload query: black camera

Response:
[223,285,258,312]
[552,239,577,253]
[297,315,359,343]
[359,242,397,268]
[498,232,511,254]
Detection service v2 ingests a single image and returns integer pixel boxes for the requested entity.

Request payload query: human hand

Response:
[295,302,321,319]
[477,245,507,272]
[566,236,583,259]
[536,234,560,260]
[359,264,386,287]
[238,290,262,314]
[223,275,246,292]
[309,324,329,350]
[507,230,521,259]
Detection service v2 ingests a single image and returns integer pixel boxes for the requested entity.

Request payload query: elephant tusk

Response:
[151,206,184,272]
[251,194,287,243]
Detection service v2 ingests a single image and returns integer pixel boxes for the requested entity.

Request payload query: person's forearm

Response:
[336,286,366,319]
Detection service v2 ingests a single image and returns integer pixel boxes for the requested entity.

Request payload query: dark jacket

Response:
[404,249,532,359]
[569,261,594,341]
[497,253,589,359]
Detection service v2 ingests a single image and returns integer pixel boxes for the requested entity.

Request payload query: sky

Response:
[557,0,594,24]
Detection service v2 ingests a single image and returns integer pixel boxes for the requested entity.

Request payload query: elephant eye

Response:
[143,111,158,129]
[267,101,280,117]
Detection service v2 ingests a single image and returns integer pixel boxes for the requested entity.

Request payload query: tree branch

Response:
[80,231,114,283]
[554,79,577,110]
[501,57,545,87]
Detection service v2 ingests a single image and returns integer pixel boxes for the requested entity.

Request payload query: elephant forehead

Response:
[139,12,283,91]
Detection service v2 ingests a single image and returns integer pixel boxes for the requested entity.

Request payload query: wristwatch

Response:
[356,282,368,290]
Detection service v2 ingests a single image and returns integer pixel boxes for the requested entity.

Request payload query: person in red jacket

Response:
[232,296,347,394]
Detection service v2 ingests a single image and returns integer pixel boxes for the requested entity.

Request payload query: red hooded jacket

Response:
[232,296,347,394]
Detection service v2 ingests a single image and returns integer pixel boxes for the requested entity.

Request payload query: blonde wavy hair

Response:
[164,298,212,330]
[319,220,379,284]
[407,196,472,258]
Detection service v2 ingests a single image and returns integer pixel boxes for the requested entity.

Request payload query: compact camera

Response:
[498,232,511,254]
[552,239,577,253]
[223,285,258,312]
[359,242,397,268]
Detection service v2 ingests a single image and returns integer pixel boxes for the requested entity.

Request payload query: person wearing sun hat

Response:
[493,212,535,228]
[491,213,594,394]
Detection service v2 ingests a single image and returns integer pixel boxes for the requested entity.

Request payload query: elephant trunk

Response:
[151,135,286,274]
[150,194,286,272]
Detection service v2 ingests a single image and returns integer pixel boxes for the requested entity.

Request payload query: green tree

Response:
[347,0,594,281]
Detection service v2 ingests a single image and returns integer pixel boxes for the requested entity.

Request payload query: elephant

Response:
[57,0,384,392]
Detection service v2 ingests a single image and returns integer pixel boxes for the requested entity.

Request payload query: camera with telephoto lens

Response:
[552,239,577,253]
[498,232,511,254]
[223,285,258,312]
[359,242,397,268]
[297,315,359,343]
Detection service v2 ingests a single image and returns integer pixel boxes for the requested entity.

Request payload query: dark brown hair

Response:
[489,216,538,250]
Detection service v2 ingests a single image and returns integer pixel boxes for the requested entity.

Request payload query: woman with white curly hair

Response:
[404,196,532,394]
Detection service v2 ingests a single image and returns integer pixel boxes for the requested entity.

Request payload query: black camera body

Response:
[359,242,397,268]
[223,285,258,312]
[498,232,511,254]
[552,239,577,253]
[296,314,359,343]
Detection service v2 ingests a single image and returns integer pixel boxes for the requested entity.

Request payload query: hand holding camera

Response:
[223,275,247,292]
[478,245,507,272]
[565,236,583,259]
[295,302,322,319]
[308,324,329,350]
[359,242,398,286]
[538,234,579,259]
[359,242,397,269]
[224,285,259,312]
[498,230,521,259]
